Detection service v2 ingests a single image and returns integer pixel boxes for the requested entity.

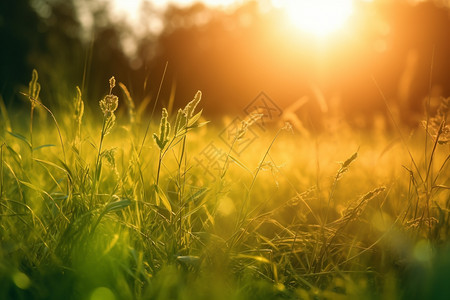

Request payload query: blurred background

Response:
[1,0,449,129]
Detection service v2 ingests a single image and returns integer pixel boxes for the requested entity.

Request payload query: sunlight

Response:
[274,0,354,37]
[111,0,143,21]
[111,0,355,38]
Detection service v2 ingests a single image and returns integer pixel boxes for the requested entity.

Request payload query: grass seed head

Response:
[184,90,202,118]
[342,152,358,169]
[173,108,187,136]
[423,97,450,144]
[335,151,358,180]
[100,94,119,116]
[282,122,293,133]
[236,113,263,140]
[28,69,41,107]
[73,86,84,123]
[245,113,263,127]
[119,82,136,125]
[100,77,119,117]
[109,76,116,94]
[153,108,171,150]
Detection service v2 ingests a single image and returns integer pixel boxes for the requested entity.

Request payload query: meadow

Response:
[0,70,449,300]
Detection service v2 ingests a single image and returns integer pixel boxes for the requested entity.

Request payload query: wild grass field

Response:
[0,71,449,300]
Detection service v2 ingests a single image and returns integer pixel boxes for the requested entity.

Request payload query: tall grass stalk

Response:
[92,77,118,205]
[372,76,423,183]
[139,61,168,158]
[424,46,435,179]
[231,123,288,248]
[27,69,40,164]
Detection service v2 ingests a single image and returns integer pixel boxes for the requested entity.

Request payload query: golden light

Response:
[275,0,354,38]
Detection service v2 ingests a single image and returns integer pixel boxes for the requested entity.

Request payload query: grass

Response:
[0,70,449,300]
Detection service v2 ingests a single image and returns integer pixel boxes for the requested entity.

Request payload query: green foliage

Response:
[73,86,84,142]
[0,75,449,300]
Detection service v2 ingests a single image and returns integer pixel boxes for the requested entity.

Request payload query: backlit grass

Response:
[0,71,449,299]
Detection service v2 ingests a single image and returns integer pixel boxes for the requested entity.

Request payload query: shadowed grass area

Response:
[0,71,449,299]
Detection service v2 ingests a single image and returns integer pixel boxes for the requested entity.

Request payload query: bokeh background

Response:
[1,0,450,129]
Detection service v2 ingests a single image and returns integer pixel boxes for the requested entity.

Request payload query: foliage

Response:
[0,71,449,299]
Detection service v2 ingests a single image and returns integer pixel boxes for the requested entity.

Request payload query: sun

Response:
[276,0,354,38]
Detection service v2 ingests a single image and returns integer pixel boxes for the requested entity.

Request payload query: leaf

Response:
[0,95,11,131]
[91,197,132,236]
[182,204,206,219]
[235,254,270,264]
[33,144,56,151]
[434,185,450,190]
[228,155,253,175]
[195,121,209,128]
[7,131,31,149]
[104,198,132,213]
[176,255,200,267]
[95,161,103,182]
[58,159,75,182]
[185,187,209,204]
[187,109,203,128]
[154,184,172,213]
[34,158,70,176]
[6,144,22,162]
[20,180,46,194]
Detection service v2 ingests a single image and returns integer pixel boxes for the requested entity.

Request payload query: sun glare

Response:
[276,0,354,38]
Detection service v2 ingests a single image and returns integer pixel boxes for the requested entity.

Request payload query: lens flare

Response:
[277,0,354,37]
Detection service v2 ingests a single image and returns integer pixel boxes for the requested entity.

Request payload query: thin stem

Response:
[233,128,283,246]
[139,61,168,158]
[221,134,239,179]
[248,129,282,195]
[92,116,107,205]
[424,45,435,177]
[432,154,450,188]
[423,121,443,238]
[156,150,163,186]
[22,93,67,164]
[30,105,34,164]
[35,100,67,164]
[95,117,107,175]
[372,77,424,184]
[177,133,187,249]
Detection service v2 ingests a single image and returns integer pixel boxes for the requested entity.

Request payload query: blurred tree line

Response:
[1,0,449,128]
[0,0,130,113]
